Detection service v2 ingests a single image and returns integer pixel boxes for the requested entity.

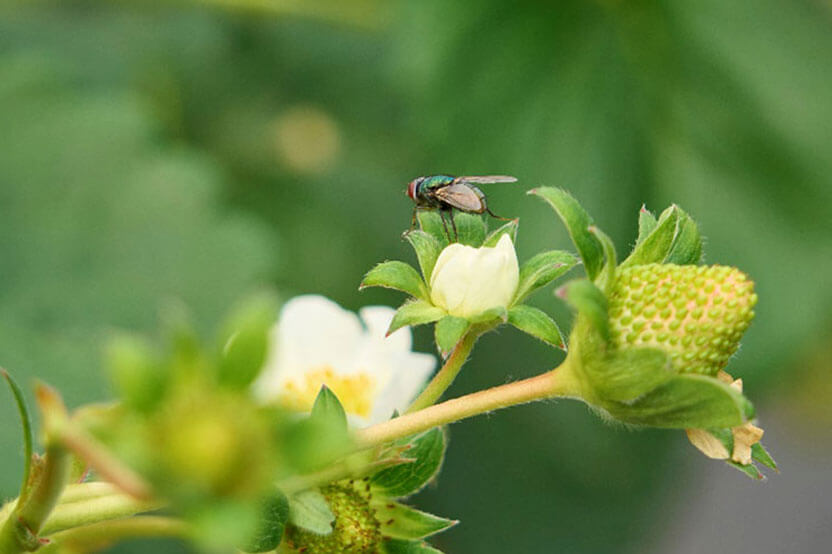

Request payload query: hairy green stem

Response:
[39,516,187,552]
[356,361,580,448]
[406,330,479,413]
[41,492,163,535]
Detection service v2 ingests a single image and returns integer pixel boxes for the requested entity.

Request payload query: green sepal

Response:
[636,206,658,247]
[361,261,428,301]
[404,230,442,281]
[556,279,610,343]
[727,460,764,480]
[105,333,168,414]
[507,305,565,350]
[603,373,753,429]
[217,292,279,390]
[622,205,702,267]
[371,428,446,498]
[383,538,444,553]
[371,501,457,540]
[434,315,469,357]
[388,300,446,335]
[2,369,33,503]
[482,219,519,247]
[417,211,450,249]
[752,441,778,471]
[310,386,347,433]
[239,490,290,553]
[664,207,702,265]
[453,212,486,247]
[588,225,617,294]
[529,187,604,280]
[514,250,578,303]
[287,489,334,535]
[468,306,508,324]
[585,348,673,403]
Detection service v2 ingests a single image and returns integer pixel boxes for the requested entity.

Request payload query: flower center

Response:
[280,366,377,418]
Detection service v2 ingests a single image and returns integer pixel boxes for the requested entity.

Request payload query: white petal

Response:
[359,306,412,352]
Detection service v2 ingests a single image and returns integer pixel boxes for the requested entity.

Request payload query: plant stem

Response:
[40,516,187,552]
[406,330,479,413]
[356,361,579,448]
[41,492,163,535]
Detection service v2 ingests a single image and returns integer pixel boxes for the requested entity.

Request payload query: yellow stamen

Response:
[280,366,376,418]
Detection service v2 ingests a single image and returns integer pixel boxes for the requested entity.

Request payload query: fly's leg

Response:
[449,210,459,241]
[438,210,453,243]
[485,207,514,222]
[410,208,419,231]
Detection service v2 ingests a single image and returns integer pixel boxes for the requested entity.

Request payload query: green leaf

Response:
[217,292,279,390]
[452,212,486,246]
[622,205,702,267]
[287,489,334,535]
[529,187,604,280]
[588,225,617,294]
[404,230,442,281]
[105,333,168,414]
[372,501,457,540]
[621,205,679,268]
[310,386,347,433]
[434,315,469,356]
[752,442,778,471]
[507,305,564,349]
[556,279,609,342]
[372,428,446,498]
[417,211,450,249]
[388,300,446,335]
[468,306,508,324]
[482,219,519,247]
[585,348,673,403]
[361,261,428,301]
[2,369,33,503]
[605,374,752,429]
[383,538,444,554]
[636,206,658,247]
[240,490,290,553]
[727,460,764,480]
[664,207,702,265]
[514,250,578,303]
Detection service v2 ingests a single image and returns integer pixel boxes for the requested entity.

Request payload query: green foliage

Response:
[371,428,446,498]
[404,230,442,281]
[621,205,702,268]
[310,386,348,433]
[1,371,33,503]
[388,300,446,335]
[217,293,279,390]
[434,316,469,356]
[105,333,168,414]
[452,213,486,247]
[287,489,335,535]
[507,305,564,349]
[529,188,604,280]
[556,280,610,343]
[513,250,578,304]
[361,261,428,301]
[482,219,519,247]
[239,491,290,553]
[370,502,457,540]
[383,538,445,553]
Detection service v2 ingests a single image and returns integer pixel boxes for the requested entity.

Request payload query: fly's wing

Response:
[433,183,485,212]
[455,175,517,184]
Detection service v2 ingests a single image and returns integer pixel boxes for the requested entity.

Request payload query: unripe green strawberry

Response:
[608,264,757,376]
[286,480,382,553]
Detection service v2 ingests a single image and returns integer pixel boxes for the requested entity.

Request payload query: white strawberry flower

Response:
[253,295,436,427]
[429,234,520,318]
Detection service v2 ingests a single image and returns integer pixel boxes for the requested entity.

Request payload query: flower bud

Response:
[285,481,382,553]
[608,264,757,376]
[429,234,519,319]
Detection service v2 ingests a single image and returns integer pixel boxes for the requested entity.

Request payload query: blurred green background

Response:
[1,1,831,552]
